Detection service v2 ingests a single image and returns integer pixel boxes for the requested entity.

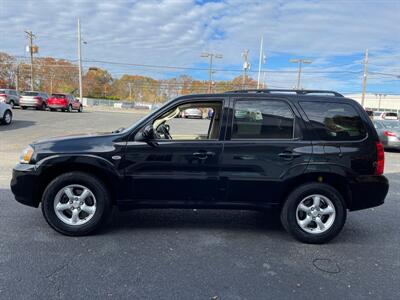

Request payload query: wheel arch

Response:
[281,172,352,209]
[35,160,122,206]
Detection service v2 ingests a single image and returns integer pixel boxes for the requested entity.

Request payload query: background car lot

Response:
[1,109,400,298]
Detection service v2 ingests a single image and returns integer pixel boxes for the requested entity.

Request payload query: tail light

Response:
[0,94,7,101]
[384,131,397,137]
[375,142,385,175]
[33,96,42,102]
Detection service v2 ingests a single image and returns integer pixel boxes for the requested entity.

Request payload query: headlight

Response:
[19,145,34,164]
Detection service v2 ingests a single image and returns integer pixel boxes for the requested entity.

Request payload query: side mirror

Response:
[135,125,154,141]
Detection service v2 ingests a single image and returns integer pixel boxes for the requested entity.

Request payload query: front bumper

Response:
[348,175,389,211]
[10,164,41,208]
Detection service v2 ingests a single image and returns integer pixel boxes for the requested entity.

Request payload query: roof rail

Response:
[224,89,344,97]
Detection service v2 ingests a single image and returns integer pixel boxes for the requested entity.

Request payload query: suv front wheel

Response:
[41,172,112,236]
[281,183,346,244]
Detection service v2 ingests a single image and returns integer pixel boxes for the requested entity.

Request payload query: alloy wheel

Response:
[296,194,336,234]
[53,184,97,226]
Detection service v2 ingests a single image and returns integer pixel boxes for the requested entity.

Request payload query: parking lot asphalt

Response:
[1,109,400,299]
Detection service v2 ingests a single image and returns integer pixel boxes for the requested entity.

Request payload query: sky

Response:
[0,0,399,94]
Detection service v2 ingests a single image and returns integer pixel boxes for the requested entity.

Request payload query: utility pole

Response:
[77,19,83,103]
[290,58,312,89]
[15,63,19,92]
[361,49,369,107]
[128,82,132,100]
[242,49,250,89]
[257,36,264,89]
[201,52,223,93]
[24,31,36,90]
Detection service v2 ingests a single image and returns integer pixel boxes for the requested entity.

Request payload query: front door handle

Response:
[193,151,215,160]
[278,151,301,160]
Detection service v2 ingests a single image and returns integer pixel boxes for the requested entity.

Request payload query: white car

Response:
[182,108,203,119]
[0,102,12,125]
[381,112,398,120]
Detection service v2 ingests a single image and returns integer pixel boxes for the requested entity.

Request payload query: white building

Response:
[344,93,400,112]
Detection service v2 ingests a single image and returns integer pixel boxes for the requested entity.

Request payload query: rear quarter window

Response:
[300,101,367,141]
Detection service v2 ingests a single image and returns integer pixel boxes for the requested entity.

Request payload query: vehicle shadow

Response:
[103,208,285,235]
[0,120,36,131]
[385,148,400,153]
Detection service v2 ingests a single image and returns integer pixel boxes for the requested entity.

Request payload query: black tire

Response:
[68,104,72,112]
[41,172,112,236]
[41,102,47,111]
[9,100,14,108]
[50,108,56,112]
[78,105,83,113]
[21,106,27,110]
[1,110,12,125]
[280,183,347,244]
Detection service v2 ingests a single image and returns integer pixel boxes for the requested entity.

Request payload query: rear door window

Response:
[232,99,295,139]
[300,101,366,141]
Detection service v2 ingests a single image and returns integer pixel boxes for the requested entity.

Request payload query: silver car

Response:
[20,91,49,110]
[0,89,20,108]
[182,108,203,119]
[373,120,400,150]
[0,101,12,125]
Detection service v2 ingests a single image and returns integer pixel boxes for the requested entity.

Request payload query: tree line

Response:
[0,52,259,103]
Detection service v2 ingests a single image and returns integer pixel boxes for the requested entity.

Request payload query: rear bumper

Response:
[20,102,41,107]
[48,103,68,109]
[10,164,40,208]
[348,175,389,211]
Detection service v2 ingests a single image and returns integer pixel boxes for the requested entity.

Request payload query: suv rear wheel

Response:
[41,172,112,236]
[280,183,346,244]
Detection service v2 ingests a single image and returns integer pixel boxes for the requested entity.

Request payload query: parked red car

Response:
[47,94,83,112]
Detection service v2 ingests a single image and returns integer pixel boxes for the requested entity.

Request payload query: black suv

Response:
[11,89,389,243]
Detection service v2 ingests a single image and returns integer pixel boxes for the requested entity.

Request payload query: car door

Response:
[220,97,312,205]
[122,98,228,204]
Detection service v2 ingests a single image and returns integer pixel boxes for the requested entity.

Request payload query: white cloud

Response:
[0,0,399,92]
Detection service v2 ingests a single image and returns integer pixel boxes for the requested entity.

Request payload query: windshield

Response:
[382,121,400,130]
[0,90,5,93]
[22,92,39,96]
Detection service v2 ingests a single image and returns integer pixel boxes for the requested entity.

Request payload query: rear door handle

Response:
[278,151,301,160]
[193,151,215,160]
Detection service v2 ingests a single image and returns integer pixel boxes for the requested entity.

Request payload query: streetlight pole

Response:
[201,52,223,93]
[290,58,312,89]
[375,93,386,111]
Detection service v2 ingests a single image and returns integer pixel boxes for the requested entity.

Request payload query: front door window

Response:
[152,101,223,141]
